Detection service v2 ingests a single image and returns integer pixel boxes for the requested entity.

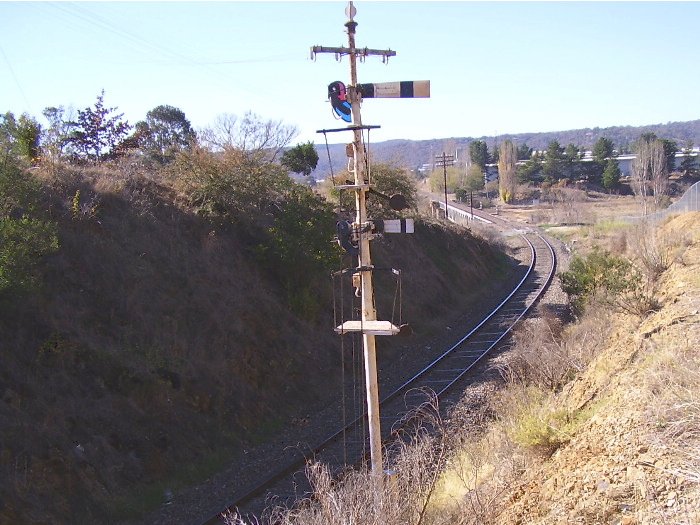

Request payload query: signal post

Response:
[312,1,429,484]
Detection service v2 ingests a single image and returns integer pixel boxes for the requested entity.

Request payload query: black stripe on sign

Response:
[400,81,414,98]
[400,219,407,233]
[358,83,375,98]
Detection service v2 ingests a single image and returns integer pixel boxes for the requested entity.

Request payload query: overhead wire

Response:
[43,2,290,101]
[356,266,369,464]
[47,2,192,64]
[0,44,31,109]
[329,127,351,466]
[362,127,372,184]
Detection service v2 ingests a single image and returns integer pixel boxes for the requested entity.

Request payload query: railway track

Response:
[202,211,556,524]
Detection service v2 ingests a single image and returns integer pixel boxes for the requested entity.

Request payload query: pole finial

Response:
[345,1,356,21]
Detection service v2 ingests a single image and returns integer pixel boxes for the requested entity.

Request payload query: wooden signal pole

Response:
[312,1,394,482]
[313,1,429,484]
[345,6,384,483]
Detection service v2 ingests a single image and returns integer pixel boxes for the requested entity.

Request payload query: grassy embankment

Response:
[0,155,513,523]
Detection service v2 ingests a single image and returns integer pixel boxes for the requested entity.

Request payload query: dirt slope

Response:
[497,213,700,525]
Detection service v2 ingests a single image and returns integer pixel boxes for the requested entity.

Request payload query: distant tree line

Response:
[0,90,324,174]
[427,128,698,207]
[327,118,700,183]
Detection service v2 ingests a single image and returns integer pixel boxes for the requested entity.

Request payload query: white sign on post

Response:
[383,218,414,234]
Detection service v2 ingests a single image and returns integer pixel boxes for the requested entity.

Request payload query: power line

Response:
[44,2,284,101]
[0,43,31,109]
[48,2,200,68]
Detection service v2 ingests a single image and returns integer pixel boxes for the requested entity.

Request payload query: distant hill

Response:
[313,119,700,179]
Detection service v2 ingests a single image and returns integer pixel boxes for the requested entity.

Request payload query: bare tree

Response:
[650,140,668,208]
[199,111,297,162]
[631,141,651,215]
[498,140,517,203]
[199,113,239,151]
[632,138,667,215]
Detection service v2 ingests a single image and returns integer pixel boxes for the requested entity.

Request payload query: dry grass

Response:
[625,220,690,282]
[495,313,571,392]
[427,436,510,525]
[469,219,510,253]
[491,310,607,457]
[542,186,596,225]
[218,205,700,525]
[242,300,616,525]
[224,395,451,525]
[645,327,700,485]
[407,294,615,523]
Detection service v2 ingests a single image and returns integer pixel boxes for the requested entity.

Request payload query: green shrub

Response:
[511,409,570,451]
[559,247,657,316]
[265,186,338,275]
[1,112,42,163]
[0,162,59,294]
[170,147,291,221]
[368,163,418,218]
[259,185,340,318]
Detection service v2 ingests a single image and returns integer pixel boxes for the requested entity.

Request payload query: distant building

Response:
[486,149,699,179]
[581,150,699,177]
[417,163,432,175]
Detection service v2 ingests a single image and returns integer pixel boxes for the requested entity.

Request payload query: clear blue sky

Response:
[2,1,699,146]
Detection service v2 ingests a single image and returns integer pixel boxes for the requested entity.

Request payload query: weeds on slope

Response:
[224,392,452,525]
[221,301,614,525]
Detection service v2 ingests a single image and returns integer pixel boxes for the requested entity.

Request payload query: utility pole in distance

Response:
[484,170,490,201]
[435,152,455,220]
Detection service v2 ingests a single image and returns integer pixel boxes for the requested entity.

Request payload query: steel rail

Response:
[434,231,556,397]
[201,225,556,525]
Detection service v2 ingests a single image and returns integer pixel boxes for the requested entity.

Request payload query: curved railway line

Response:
[203,209,557,524]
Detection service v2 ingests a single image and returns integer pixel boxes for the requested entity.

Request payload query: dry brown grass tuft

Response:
[626,220,690,284]
[469,220,509,254]
[645,337,700,484]
[225,395,452,525]
[493,304,609,394]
